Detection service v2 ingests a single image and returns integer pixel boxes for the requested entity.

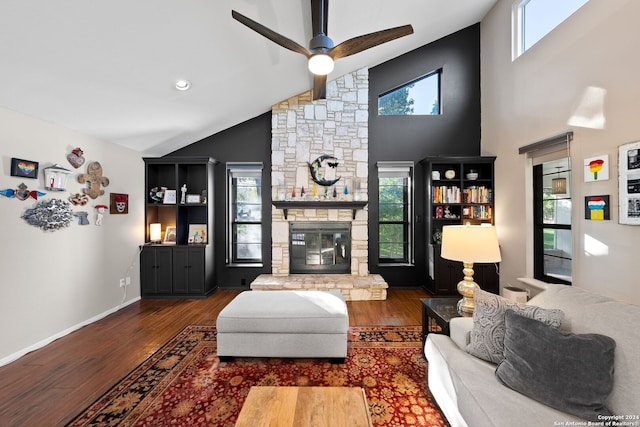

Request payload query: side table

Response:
[420,298,472,343]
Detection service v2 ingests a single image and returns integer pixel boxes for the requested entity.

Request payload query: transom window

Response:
[513,0,588,59]
[227,163,263,265]
[378,70,441,116]
[377,162,413,264]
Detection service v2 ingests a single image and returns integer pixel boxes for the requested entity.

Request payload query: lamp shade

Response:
[440,224,501,263]
[150,223,162,243]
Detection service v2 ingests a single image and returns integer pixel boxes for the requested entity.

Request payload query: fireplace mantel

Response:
[272,200,368,220]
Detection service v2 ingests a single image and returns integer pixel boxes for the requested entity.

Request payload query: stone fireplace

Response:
[251,68,388,300]
[270,69,370,277]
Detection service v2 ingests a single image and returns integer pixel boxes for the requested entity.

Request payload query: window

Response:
[533,157,572,284]
[377,162,413,264]
[227,163,263,265]
[513,0,588,59]
[378,70,441,115]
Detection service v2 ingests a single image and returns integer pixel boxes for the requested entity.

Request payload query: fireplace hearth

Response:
[290,222,351,274]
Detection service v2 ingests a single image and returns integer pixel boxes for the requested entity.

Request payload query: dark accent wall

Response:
[169,112,272,290]
[166,23,481,290]
[368,23,481,287]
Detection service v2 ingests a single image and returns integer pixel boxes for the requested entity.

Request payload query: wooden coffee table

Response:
[235,386,373,427]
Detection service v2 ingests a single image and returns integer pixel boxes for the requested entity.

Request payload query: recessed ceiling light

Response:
[175,79,191,91]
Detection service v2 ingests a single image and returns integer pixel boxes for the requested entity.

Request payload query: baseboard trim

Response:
[0,297,141,367]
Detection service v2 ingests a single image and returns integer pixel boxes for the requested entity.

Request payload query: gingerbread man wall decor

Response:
[77,161,109,199]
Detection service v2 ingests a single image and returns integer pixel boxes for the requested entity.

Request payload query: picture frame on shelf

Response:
[188,224,207,244]
[618,141,640,225]
[10,158,39,179]
[164,226,177,244]
[163,189,177,204]
[186,194,201,204]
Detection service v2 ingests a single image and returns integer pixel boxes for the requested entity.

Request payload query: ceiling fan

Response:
[232,0,414,100]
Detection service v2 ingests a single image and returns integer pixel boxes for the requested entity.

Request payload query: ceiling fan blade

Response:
[313,74,327,100]
[330,24,414,59]
[232,10,311,57]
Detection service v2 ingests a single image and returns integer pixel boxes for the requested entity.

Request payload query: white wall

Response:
[0,107,144,363]
[481,0,640,304]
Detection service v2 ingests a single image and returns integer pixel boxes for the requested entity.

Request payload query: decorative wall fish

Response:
[307,154,341,186]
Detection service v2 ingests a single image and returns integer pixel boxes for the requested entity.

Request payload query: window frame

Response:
[377,161,414,265]
[532,159,572,284]
[512,0,589,60]
[226,163,264,267]
[377,69,441,116]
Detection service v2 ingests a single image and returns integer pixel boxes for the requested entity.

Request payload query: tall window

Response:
[512,0,588,59]
[227,164,263,265]
[377,162,413,264]
[533,157,572,284]
[378,70,441,116]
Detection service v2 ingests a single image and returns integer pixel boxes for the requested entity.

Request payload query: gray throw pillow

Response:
[466,289,564,364]
[496,310,615,421]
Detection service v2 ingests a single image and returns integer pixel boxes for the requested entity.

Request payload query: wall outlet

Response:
[125,276,131,286]
[119,278,126,287]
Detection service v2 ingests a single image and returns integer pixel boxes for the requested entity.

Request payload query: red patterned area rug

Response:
[67,325,449,427]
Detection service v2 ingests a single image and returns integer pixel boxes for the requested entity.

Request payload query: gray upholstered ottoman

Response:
[216,290,349,362]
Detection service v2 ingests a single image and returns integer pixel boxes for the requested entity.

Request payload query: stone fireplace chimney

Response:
[271,69,369,277]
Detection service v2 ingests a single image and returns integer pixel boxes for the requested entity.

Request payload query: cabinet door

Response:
[172,246,205,294]
[140,247,173,295]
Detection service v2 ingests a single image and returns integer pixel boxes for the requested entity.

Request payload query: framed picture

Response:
[186,194,201,204]
[618,141,640,225]
[584,195,610,220]
[164,226,177,244]
[10,158,39,179]
[163,189,177,204]
[109,193,129,214]
[188,224,207,244]
[583,155,609,182]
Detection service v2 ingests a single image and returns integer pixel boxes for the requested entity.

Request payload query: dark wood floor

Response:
[0,288,429,427]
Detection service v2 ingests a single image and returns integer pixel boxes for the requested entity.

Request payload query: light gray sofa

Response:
[425,284,640,427]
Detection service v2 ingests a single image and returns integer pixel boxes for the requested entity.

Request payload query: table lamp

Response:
[440,224,501,313]
[150,223,162,243]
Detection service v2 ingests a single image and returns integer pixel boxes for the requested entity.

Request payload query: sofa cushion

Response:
[524,284,640,416]
[466,289,564,364]
[496,310,615,421]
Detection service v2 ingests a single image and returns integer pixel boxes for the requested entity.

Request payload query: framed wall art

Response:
[583,155,609,182]
[584,195,609,220]
[618,141,640,225]
[10,158,39,179]
[109,193,129,214]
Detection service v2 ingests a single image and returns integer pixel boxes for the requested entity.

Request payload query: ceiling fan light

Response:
[308,54,334,75]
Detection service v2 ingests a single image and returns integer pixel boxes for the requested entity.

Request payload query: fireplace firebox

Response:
[289,222,351,274]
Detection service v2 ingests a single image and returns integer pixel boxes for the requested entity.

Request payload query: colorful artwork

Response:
[584,195,610,220]
[584,155,609,182]
[110,193,129,214]
[188,224,207,244]
[10,158,39,179]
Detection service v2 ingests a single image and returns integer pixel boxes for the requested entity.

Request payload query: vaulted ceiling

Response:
[0,0,496,156]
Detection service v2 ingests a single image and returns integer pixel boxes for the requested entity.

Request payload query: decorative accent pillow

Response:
[496,310,615,421]
[466,289,564,364]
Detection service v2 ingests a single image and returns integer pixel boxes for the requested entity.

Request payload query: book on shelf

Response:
[432,186,461,203]
[463,186,492,204]
[463,205,492,220]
